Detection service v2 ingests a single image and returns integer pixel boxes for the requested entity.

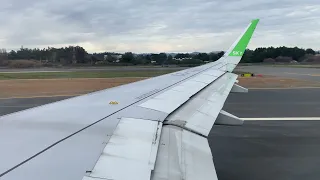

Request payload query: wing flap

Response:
[83,118,162,180]
[151,125,218,180]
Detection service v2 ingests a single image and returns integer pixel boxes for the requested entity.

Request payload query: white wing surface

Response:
[0,19,259,180]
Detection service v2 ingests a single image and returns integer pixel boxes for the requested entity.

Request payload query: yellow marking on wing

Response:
[109,101,119,105]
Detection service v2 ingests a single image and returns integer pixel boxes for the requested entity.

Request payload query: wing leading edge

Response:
[0,19,259,180]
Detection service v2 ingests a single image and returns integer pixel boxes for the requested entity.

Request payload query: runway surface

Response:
[211,120,320,180]
[224,88,320,117]
[237,66,320,82]
[1,88,320,180]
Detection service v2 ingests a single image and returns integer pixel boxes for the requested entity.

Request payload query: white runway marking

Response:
[242,117,320,121]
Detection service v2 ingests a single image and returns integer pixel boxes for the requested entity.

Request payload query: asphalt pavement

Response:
[0,89,320,180]
[214,88,320,180]
[224,88,320,117]
[0,96,68,116]
[210,120,320,180]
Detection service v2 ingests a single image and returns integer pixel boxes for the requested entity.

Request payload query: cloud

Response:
[0,0,319,53]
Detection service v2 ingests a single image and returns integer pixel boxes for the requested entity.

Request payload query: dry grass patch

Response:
[0,77,146,98]
[238,76,320,88]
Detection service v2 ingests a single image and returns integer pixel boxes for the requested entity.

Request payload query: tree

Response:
[90,55,99,64]
[175,53,191,59]
[121,52,134,63]
[217,51,224,59]
[132,55,146,65]
[167,54,175,64]
[193,53,209,61]
[0,49,7,60]
[209,52,218,61]
[150,54,161,64]
[306,48,315,55]
[240,49,254,63]
[180,58,203,65]
[106,54,116,62]
[145,54,151,64]
[8,50,17,60]
[74,46,88,63]
[158,53,167,65]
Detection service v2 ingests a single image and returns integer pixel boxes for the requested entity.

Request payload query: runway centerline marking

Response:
[242,117,320,121]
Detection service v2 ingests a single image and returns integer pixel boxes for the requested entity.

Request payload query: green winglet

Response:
[228,19,259,56]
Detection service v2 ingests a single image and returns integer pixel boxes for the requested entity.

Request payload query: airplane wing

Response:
[0,19,259,180]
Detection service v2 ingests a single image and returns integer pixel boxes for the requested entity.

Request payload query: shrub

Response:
[7,60,43,68]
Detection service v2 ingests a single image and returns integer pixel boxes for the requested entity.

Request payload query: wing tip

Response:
[251,19,260,26]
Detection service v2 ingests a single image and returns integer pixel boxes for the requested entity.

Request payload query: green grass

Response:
[0,70,178,80]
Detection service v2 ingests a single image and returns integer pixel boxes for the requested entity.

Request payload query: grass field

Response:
[0,70,177,79]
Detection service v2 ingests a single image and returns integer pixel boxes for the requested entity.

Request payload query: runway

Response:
[211,120,320,180]
[1,88,320,180]
[224,88,320,117]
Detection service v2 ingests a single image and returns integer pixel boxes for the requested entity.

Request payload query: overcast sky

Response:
[0,0,319,53]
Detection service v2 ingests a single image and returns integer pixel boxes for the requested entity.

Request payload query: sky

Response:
[0,0,319,53]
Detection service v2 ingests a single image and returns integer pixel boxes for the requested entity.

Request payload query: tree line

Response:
[5,46,88,64]
[0,46,318,66]
[241,46,317,63]
[96,51,225,65]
